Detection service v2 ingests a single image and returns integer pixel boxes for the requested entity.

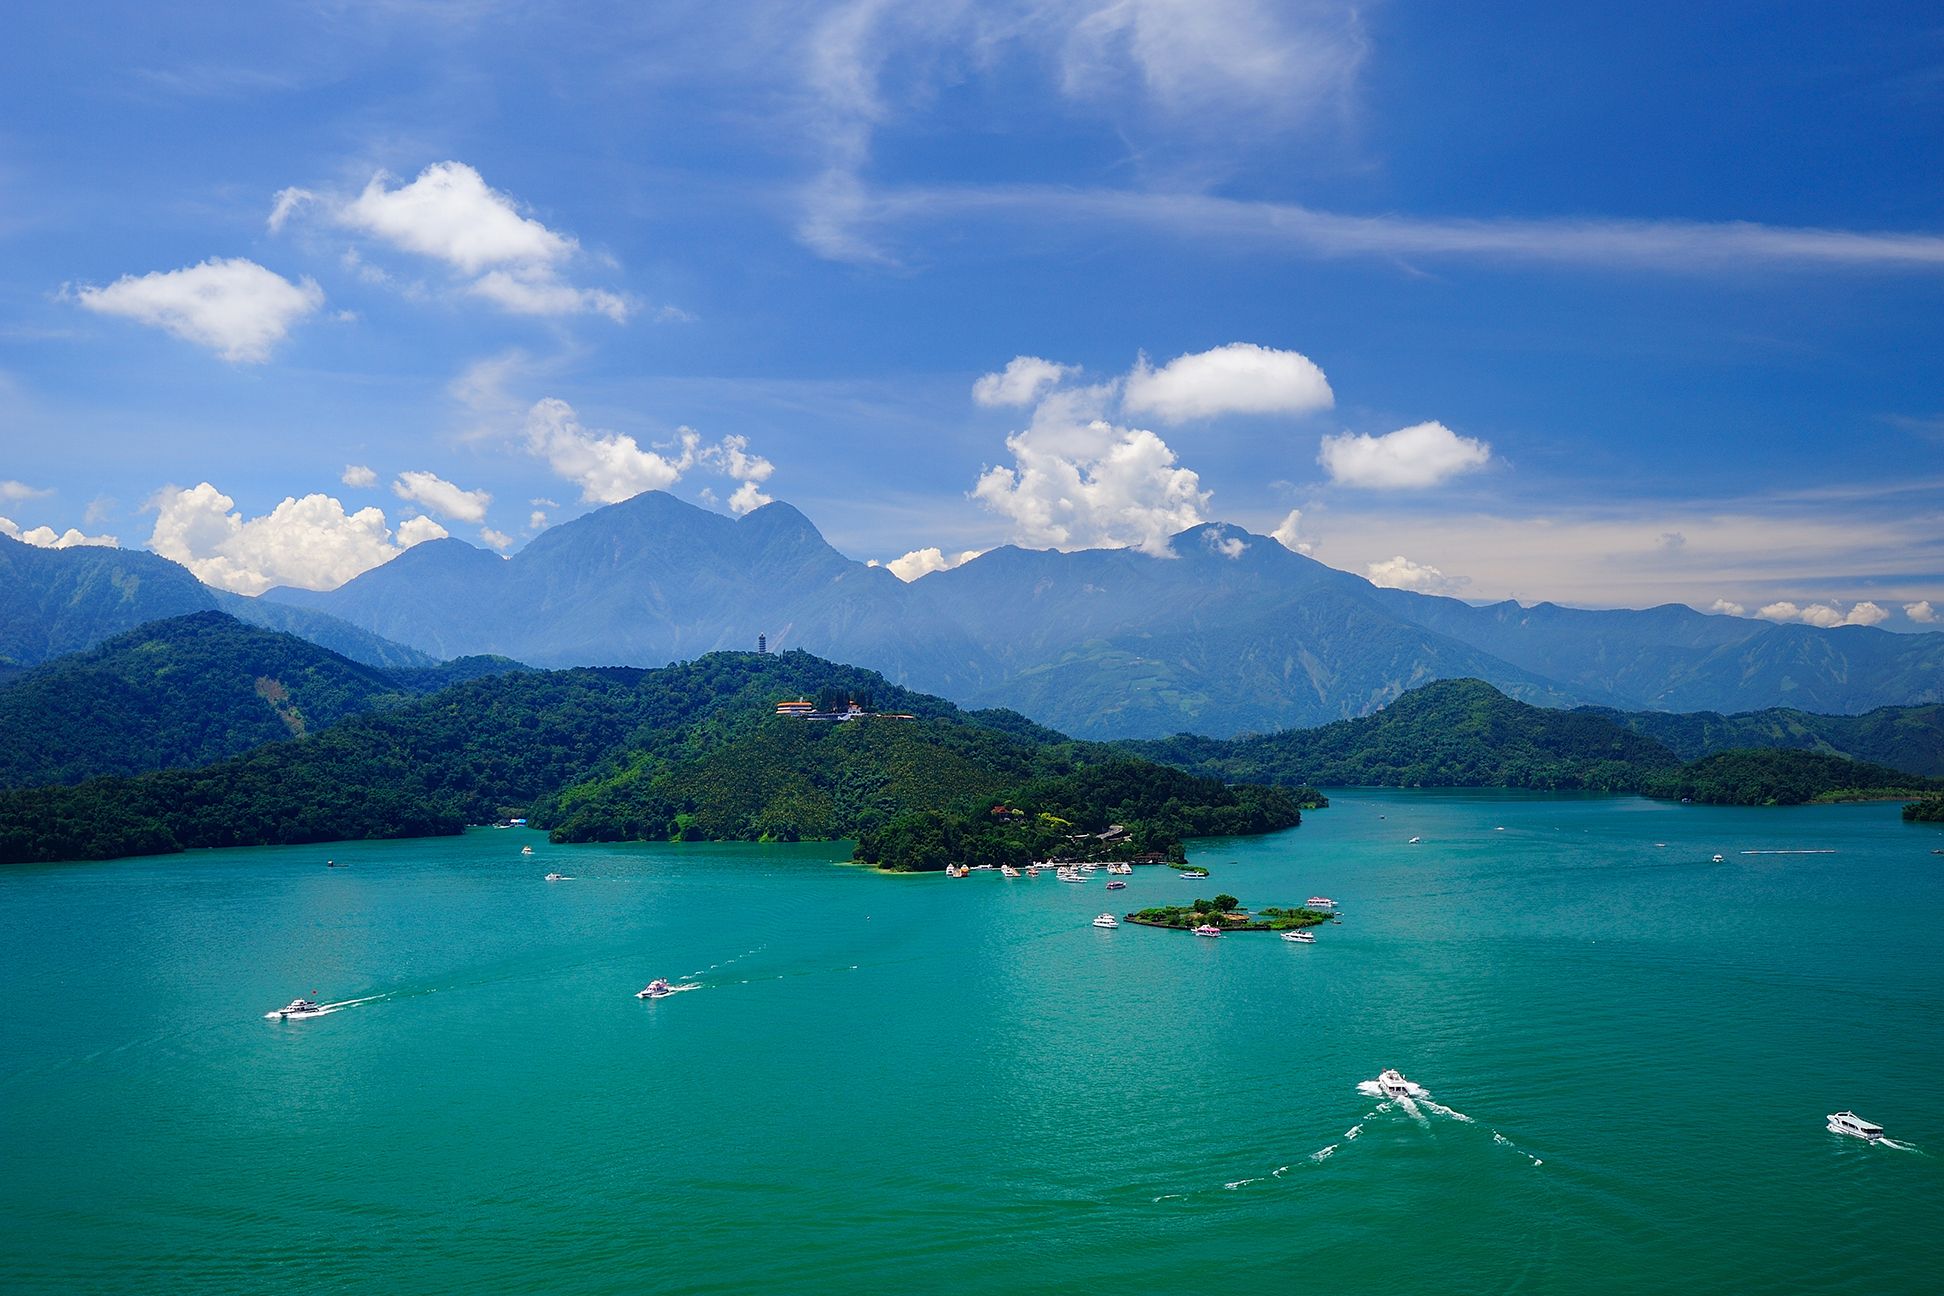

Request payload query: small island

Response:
[1127,894,1334,932]
[1905,795,1944,823]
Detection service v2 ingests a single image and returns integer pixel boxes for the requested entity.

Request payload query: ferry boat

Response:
[1180,868,1210,879]
[1827,1111,1884,1142]
[1108,862,1133,875]
[1281,930,1315,943]
[1106,879,1127,890]
[1093,913,1119,929]
[1306,896,1335,910]
[1192,923,1223,938]
[636,979,677,1000]
[544,872,571,881]
[266,998,326,1020]
[1378,1068,1415,1098]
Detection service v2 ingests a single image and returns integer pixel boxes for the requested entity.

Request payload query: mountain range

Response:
[7,493,1941,739]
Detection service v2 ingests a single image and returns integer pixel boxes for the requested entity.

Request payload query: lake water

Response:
[3,790,1942,1294]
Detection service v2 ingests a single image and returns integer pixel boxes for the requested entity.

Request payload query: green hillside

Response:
[1639,750,1942,806]
[0,651,1302,867]
[0,613,528,789]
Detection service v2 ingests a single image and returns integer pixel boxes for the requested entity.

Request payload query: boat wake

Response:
[263,993,386,1021]
[1356,1078,1542,1165]
[1876,1137,1922,1154]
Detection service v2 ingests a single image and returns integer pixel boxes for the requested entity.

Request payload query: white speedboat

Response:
[1378,1068,1415,1098]
[1192,923,1223,938]
[266,998,326,1020]
[1827,1111,1884,1142]
[1281,930,1315,943]
[544,872,572,881]
[1712,853,1725,863]
[636,979,677,1000]
[1306,896,1335,910]
[1180,868,1210,880]
[1093,913,1119,929]
[521,846,534,855]
[1001,865,1021,878]
[1059,870,1088,883]
[1408,836,1422,844]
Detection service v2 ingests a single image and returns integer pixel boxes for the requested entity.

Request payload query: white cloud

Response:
[973,356,1076,408]
[72,257,323,362]
[147,482,416,594]
[392,470,491,524]
[0,516,118,549]
[480,527,513,550]
[267,186,316,233]
[1319,420,1491,489]
[704,433,775,486]
[1365,555,1468,595]
[727,480,773,515]
[1757,600,1888,628]
[1708,598,1747,617]
[0,480,51,502]
[524,398,697,504]
[396,515,449,548]
[1202,527,1247,559]
[878,546,983,582]
[340,162,574,273]
[972,381,1208,555]
[1907,600,1937,624]
[341,464,378,488]
[1270,508,1313,555]
[1122,343,1333,422]
[469,268,630,322]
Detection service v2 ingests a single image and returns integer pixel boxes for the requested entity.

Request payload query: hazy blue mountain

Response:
[0,612,524,789]
[248,493,1944,738]
[265,493,997,690]
[0,533,434,670]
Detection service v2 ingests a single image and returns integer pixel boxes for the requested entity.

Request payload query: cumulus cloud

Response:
[395,515,449,548]
[1319,420,1491,489]
[147,482,425,594]
[298,161,630,321]
[1270,508,1313,555]
[1122,343,1333,422]
[0,516,118,549]
[341,464,378,488]
[1708,598,1747,617]
[524,399,696,504]
[1202,527,1247,559]
[972,382,1208,555]
[1907,600,1937,624]
[392,470,491,524]
[973,356,1076,408]
[1365,555,1468,595]
[72,257,323,362]
[480,526,513,551]
[875,546,983,582]
[1756,600,1888,628]
[0,480,51,502]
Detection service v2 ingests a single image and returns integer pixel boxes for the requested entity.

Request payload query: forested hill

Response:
[0,612,529,789]
[0,651,1303,866]
[1126,678,1684,791]
[1582,701,1944,778]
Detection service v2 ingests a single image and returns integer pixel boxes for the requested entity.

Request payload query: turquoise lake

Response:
[3,790,1942,1293]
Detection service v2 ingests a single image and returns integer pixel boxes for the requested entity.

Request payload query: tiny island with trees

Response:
[1126,895,1336,932]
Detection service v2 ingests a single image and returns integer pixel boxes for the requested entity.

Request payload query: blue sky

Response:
[2,0,1941,627]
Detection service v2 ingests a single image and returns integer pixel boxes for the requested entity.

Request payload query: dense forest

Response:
[1125,678,1684,791]
[0,651,1305,866]
[851,761,1308,872]
[1636,750,1943,806]
[1584,700,1944,778]
[1905,796,1944,823]
[0,612,527,789]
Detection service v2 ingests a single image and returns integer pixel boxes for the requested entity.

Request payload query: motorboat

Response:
[1281,930,1315,943]
[1059,870,1089,883]
[1712,853,1725,863]
[1192,923,1223,938]
[544,873,572,881]
[1378,1068,1415,1098]
[1307,896,1335,910]
[1093,913,1119,929]
[1408,836,1422,844]
[946,864,970,878]
[636,979,677,1000]
[1180,868,1210,879]
[1001,865,1021,878]
[267,998,326,1020]
[1026,864,1040,876]
[1105,879,1127,890]
[1108,862,1133,875]
[521,846,534,855]
[1827,1111,1884,1142]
